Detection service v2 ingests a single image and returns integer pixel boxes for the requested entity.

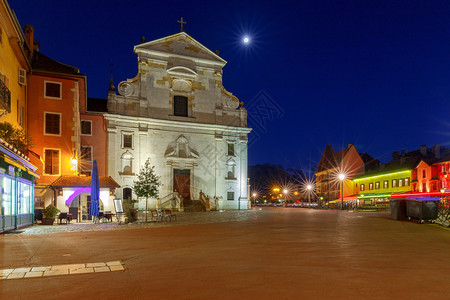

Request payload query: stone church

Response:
[106,31,251,210]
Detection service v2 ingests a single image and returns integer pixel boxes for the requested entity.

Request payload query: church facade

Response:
[106,32,251,210]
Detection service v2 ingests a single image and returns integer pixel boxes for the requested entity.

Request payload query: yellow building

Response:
[353,169,412,207]
[0,0,31,128]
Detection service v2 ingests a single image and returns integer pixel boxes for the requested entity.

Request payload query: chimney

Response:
[420,145,427,156]
[392,151,400,161]
[140,36,146,43]
[24,24,34,57]
[434,144,440,159]
[33,40,40,52]
[215,50,220,55]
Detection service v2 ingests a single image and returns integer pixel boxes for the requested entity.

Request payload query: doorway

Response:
[174,169,190,201]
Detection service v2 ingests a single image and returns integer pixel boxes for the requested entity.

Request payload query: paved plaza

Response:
[1,208,450,299]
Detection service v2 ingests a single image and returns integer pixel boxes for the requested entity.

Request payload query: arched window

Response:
[121,151,133,174]
[123,187,132,200]
[226,159,236,179]
[177,136,189,158]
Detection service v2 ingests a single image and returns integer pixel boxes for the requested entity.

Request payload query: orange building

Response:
[25,28,86,207]
[315,143,371,207]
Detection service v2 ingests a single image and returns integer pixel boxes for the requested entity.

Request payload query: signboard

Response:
[114,199,124,213]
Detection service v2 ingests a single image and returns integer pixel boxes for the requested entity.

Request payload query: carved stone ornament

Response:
[172,79,192,92]
[118,81,134,97]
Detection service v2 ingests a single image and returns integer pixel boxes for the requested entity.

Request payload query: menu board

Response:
[114,199,124,213]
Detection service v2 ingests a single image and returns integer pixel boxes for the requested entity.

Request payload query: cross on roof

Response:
[177,17,187,32]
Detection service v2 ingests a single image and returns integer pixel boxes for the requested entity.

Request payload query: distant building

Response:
[315,143,368,206]
[105,31,251,210]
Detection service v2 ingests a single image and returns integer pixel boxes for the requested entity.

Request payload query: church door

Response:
[173,169,190,201]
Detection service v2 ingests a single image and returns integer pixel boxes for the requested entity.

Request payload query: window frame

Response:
[369,183,373,190]
[44,80,62,99]
[80,120,92,136]
[227,191,235,201]
[383,180,389,189]
[122,133,133,149]
[43,148,60,175]
[173,95,188,117]
[44,112,61,136]
[80,145,93,162]
[360,184,365,191]
[227,143,235,156]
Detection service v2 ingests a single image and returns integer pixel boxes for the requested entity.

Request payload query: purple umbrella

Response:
[89,159,100,222]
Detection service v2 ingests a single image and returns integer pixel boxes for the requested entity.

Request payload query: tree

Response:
[133,159,161,222]
[0,122,33,154]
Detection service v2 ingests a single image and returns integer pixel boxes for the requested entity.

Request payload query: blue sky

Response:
[12,0,450,175]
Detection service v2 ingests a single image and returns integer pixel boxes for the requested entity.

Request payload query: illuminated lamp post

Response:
[339,173,345,209]
[70,156,78,176]
[283,189,288,206]
[307,184,312,207]
[252,193,257,207]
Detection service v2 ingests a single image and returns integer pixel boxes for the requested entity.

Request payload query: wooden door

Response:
[174,169,190,201]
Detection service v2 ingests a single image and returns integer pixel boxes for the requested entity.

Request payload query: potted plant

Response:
[42,204,60,225]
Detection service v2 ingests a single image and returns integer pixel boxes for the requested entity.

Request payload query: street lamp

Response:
[307,184,312,207]
[339,173,345,209]
[252,193,257,207]
[283,189,288,206]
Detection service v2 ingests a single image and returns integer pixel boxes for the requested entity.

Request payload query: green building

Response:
[0,138,39,232]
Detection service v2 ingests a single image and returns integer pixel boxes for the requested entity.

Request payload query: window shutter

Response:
[52,150,59,174]
[18,68,26,86]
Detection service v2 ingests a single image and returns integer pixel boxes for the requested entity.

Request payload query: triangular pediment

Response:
[135,32,226,65]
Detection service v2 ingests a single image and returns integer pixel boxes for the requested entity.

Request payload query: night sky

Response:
[12,0,450,176]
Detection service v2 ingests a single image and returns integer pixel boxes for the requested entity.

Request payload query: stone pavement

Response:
[1,208,450,299]
[10,209,277,235]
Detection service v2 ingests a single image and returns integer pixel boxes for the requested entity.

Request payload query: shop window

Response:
[123,187,132,200]
[18,181,32,214]
[81,120,92,135]
[0,175,15,215]
[44,149,60,175]
[81,146,92,161]
[45,81,62,99]
[44,112,61,135]
[227,191,234,201]
[174,96,188,117]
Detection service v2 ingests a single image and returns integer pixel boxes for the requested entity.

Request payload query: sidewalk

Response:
[8,209,279,235]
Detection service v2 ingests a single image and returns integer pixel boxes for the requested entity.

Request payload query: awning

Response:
[390,191,450,198]
[50,175,120,188]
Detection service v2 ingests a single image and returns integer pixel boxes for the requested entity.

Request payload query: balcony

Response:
[0,79,11,115]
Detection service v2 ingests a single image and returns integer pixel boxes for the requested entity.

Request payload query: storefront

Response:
[0,139,39,233]
[49,175,120,222]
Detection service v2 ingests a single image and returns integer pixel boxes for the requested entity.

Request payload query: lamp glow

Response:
[339,173,345,181]
[243,36,250,44]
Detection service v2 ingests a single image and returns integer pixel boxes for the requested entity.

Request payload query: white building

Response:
[106,31,251,210]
